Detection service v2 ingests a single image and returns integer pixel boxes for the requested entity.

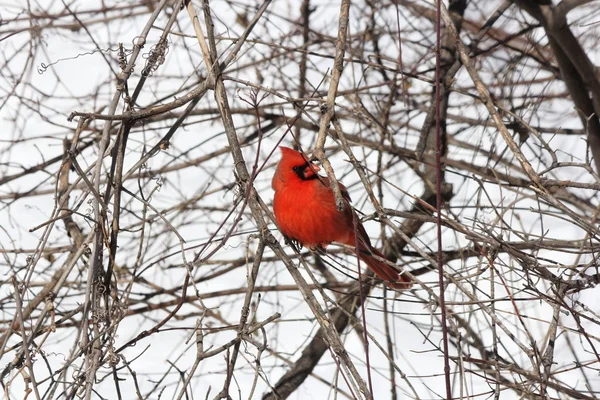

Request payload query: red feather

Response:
[272,146,412,289]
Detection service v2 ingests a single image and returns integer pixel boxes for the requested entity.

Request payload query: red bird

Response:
[272,146,412,289]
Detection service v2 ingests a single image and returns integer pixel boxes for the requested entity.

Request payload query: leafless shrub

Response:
[1,0,600,399]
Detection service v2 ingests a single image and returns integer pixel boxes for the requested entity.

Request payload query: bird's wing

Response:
[319,175,352,204]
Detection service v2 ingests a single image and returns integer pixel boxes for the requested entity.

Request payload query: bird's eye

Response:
[292,166,301,172]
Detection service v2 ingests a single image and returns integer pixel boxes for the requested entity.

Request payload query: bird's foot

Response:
[283,235,302,252]
[312,244,328,255]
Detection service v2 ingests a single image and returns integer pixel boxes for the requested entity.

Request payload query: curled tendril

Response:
[118,43,127,71]
[37,62,49,74]
[37,46,131,75]
[141,38,169,77]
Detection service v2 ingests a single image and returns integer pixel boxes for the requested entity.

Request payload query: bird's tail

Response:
[357,245,413,290]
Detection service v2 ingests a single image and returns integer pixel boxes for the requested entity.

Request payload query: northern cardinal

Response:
[272,146,412,289]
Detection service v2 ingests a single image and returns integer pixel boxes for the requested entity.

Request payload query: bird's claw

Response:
[283,235,302,252]
[313,245,327,255]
